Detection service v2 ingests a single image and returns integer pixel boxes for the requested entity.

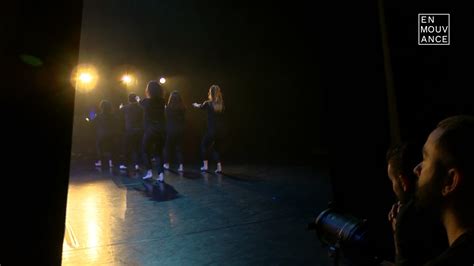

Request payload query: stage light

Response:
[79,73,93,83]
[122,74,133,85]
[159,77,166,84]
[71,64,98,92]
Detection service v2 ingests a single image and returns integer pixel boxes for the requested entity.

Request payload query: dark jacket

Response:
[165,107,185,134]
[121,102,143,132]
[139,98,165,131]
[91,113,119,139]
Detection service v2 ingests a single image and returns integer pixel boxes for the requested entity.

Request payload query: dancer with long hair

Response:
[163,90,186,172]
[140,81,166,182]
[192,85,224,173]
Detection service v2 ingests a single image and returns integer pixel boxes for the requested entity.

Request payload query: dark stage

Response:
[63,159,332,265]
[5,1,474,265]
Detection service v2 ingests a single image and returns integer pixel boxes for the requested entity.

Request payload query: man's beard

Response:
[414,175,445,220]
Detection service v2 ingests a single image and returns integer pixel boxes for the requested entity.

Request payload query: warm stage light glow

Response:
[120,73,138,88]
[62,180,128,264]
[79,73,93,83]
[122,74,132,84]
[159,77,166,84]
[71,64,98,93]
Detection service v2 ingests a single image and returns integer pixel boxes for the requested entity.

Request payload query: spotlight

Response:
[79,73,93,83]
[71,64,98,92]
[159,77,166,84]
[121,74,133,85]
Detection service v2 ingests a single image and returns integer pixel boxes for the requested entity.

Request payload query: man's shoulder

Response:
[424,231,474,266]
[425,252,472,266]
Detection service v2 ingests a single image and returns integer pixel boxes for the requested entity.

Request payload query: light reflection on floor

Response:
[62,163,332,265]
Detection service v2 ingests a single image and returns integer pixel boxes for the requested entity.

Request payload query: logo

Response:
[418,14,450,45]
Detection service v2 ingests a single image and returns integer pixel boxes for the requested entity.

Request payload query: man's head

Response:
[128,93,137,103]
[413,115,474,223]
[386,142,420,203]
[99,100,112,114]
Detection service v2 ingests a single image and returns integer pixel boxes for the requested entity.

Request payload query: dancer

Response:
[90,100,119,168]
[139,81,166,182]
[119,93,143,173]
[192,85,224,173]
[164,91,186,172]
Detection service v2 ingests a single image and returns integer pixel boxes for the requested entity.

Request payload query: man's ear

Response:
[398,174,410,192]
[442,168,462,197]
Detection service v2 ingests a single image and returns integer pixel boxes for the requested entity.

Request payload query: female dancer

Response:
[140,81,166,182]
[163,90,186,172]
[91,100,119,168]
[192,85,224,173]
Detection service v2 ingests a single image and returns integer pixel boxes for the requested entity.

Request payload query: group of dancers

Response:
[88,80,224,183]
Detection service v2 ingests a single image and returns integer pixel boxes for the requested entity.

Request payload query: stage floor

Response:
[62,160,332,265]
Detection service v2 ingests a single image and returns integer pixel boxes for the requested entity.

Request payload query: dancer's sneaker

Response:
[200,160,208,171]
[215,162,222,174]
[157,172,164,183]
[143,170,153,180]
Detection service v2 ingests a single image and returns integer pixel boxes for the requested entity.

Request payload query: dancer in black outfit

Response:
[90,100,119,168]
[139,81,166,182]
[119,93,143,173]
[163,91,186,172]
[192,84,224,173]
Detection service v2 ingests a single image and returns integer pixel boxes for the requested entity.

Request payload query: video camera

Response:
[308,206,384,266]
